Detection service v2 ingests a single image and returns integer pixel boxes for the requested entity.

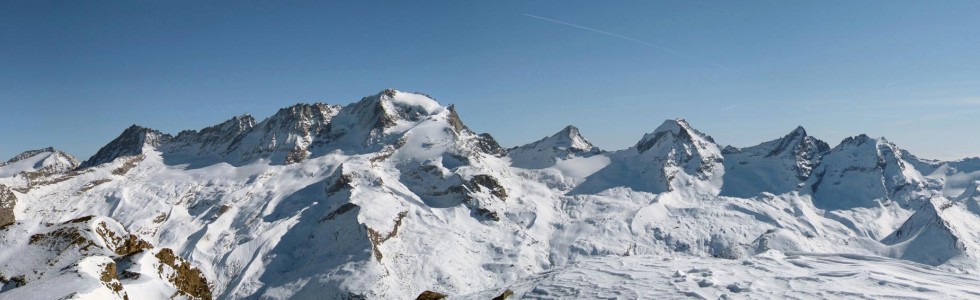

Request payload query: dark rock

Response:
[415,290,448,300]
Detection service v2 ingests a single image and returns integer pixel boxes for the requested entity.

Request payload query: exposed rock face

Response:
[168,114,256,157]
[806,135,927,210]
[0,216,210,299]
[155,248,213,300]
[721,126,830,197]
[79,125,173,169]
[0,185,15,226]
[415,290,448,300]
[240,103,340,164]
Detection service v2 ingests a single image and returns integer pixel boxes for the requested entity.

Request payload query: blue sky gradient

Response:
[2,1,980,160]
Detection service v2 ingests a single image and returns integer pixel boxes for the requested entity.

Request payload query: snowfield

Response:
[459,251,980,299]
[1,89,979,299]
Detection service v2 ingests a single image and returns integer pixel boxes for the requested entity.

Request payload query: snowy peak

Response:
[882,198,980,267]
[549,125,596,152]
[322,89,446,150]
[720,126,829,197]
[508,125,600,169]
[764,126,829,159]
[635,119,716,154]
[79,125,172,169]
[807,135,927,210]
[572,119,723,195]
[513,125,597,154]
[342,89,443,130]
[238,102,341,164]
[169,114,256,156]
[0,147,79,178]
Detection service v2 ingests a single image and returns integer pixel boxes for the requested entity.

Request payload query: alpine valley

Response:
[3,89,980,299]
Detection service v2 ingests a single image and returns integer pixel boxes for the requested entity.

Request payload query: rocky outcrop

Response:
[0,185,15,227]
[155,248,213,300]
[416,290,448,300]
[79,125,172,169]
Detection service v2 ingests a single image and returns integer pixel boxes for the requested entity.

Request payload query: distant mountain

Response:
[508,125,600,169]
[721,126,830,198]
[2,89,980,299]
[806,135,929,210]
[0,147,79,178]
[571,119,724,195]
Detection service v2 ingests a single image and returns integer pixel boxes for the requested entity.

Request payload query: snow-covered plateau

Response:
[2,89,980,299]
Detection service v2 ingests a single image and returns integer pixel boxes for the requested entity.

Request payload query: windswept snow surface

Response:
[3,89,980,299]
[459,252,980,299]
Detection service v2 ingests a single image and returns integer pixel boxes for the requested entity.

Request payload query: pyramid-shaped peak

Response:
[547,125,595,151]
[788,125,807,136]
[636,118,716,153]
[79,124,173,169]
[558,125,580,135]
[654,118,692,134]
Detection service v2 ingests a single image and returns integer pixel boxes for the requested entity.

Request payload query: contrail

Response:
[523,13,732,70]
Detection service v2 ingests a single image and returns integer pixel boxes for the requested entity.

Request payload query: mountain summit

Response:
[571,119,724,195]
[508,125,599,169]
[3,90,980,299]
[721,126,830,197]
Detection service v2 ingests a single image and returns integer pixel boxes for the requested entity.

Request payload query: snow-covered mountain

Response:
[806,135,930,210]
[0,147,79,178]
[2,89,980,300]
[507,125,600,169]
[721,126,829,198]
[570,119,724,195]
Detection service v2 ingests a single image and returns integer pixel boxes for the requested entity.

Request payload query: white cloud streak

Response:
[524,14,732,71]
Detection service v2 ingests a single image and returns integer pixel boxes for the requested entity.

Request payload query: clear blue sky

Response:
[3,1,980,161]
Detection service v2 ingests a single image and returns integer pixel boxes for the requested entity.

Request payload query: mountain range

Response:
[2,89,980,299]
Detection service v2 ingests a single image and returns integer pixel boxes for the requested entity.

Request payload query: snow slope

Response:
[459,251,980,299]
[721,126,829,198]
[2,89,980,299]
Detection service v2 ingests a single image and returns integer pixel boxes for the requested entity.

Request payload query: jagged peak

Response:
[79,124,173,169]
[838,134,879,147]
[762,126,829,158]
[338,89,445,132]
[272,102,336,116]
[175,114,256,138]
[547,125,595,151]
[446,104,468,133]
[635,118,716,153]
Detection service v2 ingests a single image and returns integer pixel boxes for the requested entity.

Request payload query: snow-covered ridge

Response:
[0,147,79,178]
[4,89,980,299]
[806,134,929,210]
[721,126,830,198]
